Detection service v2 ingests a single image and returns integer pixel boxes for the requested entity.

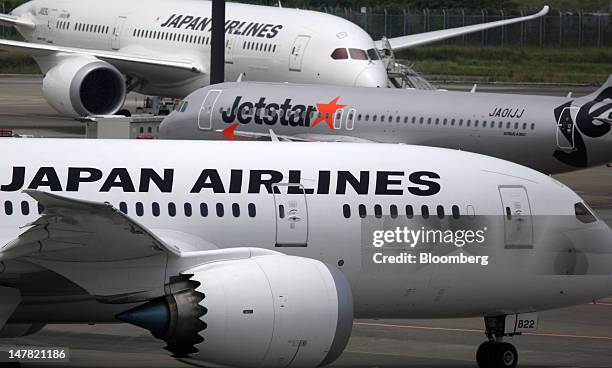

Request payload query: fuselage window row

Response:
[2,201,256,219]
[133,28,222,46]
[222,106,536,132]
[74,23,109,34]
[117,201,257,219]
[343,204,462,220]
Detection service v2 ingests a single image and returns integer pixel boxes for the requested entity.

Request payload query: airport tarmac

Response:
[0,76,611,368]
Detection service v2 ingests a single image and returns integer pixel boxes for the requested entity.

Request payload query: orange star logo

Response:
[311,97,346,130]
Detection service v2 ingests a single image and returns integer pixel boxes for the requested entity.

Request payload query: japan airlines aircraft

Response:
[0,0,548,117]
[1,139,612,368]
[159,75,612,174]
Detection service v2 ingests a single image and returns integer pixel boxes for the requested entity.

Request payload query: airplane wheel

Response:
[491,343,518,368]
[476,341,495,368]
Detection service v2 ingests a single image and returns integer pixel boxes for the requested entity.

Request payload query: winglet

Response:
[223,123,239,140]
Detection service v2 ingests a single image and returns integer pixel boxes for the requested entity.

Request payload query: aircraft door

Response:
[198,90,222,130]
[273,184,309,247]
[289,35,311,72]
[556,106,579,150]
[499,186,533,249]
[111,16,127,50]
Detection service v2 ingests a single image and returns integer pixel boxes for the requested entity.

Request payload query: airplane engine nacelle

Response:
[42,56,126,117]
[118,255,353,368]
[0,323,45,338]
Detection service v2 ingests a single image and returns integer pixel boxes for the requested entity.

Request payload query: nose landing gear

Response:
[476,316,520,368]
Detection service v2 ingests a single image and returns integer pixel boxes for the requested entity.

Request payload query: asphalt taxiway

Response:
[0,76,611,368]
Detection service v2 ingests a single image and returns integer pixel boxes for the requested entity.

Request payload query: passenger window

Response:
[184,203,192,217]
[152,202,160,217]
[475,120,479,127]
[373,115,377,122]
[443,118,448,125]
[4,201,12,215]
[119,202,128,214]
[421,205,429,219]
[216,203,224,217]
[452,205,460,219]
[427,118,432,125]
[531,123,535,130]
[405,205,414,219]
[349,48,368,60]
[21,201,29,215]
[575,202,597,223]
[367,48,380,60]
[374,204,382,219]
[499,121,503,128]
[331,48,348,60]
[232,203,240,218]
[437,205,445,219]
[343,204,351,219]
[435,118,439,125]
[248,203,256,218]
[136,202,144,217]
[168,203,177,217]
[459,119,463,126]
[390,204,398,219]
[523,123,527,130]
[359,204,366,218]
[200,203,208,217]
[451,119,455,126]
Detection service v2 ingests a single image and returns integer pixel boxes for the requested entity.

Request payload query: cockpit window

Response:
[331,48,348,60]
[349,48,368,60]
[367,48,380,60]
[180,101,189,112]
[575,202,597,224]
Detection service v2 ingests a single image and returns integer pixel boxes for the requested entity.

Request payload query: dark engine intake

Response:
[42,56,126,117]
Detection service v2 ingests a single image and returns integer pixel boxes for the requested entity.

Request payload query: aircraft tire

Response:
[476,341,495,368]
[491,342,518,368]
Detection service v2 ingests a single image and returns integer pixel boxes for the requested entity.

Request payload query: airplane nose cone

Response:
[355,67,388,88]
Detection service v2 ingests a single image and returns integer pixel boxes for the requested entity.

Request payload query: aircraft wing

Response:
[0,38,203,74]
[0,190,279,300]
[377,6,549,51]
[0,14,34,29]
[219,128,375,143]
[0,190,181,263]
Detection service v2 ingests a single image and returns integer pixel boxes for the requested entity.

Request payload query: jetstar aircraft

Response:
[0,0,548,117]
[159,75,612,174]
[1,139,612,368]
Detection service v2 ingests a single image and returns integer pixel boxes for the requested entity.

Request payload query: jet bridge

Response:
[379,37,435,90]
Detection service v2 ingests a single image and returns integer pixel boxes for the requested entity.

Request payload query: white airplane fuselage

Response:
[10,0,388,97]
[1,139,611,324]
